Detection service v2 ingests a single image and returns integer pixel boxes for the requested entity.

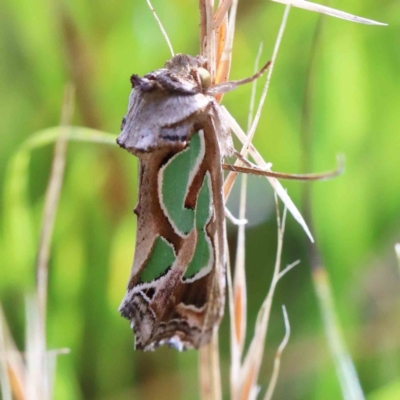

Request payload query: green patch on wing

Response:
[161,132,202,235]
[184,173,213,279]
[140,236,175,282]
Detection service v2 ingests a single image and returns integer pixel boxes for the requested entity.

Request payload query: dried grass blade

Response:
[239,203,288,400]
[222,156,344,181]
[225,207,248,225]
[199,0,207,54]
[36,85,74,320]
[246,5,291,150]
[226,240,241,400]
[271,0,387,26]
[205,0,217,79]
[214,0,232,29]
[0,306,26,400]
[25,297,47,400]
[222,6,301,235]
[313,267,365,399]
[145,0,175,56]
[215,0,237,98]
[216,17,227,72]
[395,244,400,276]
[233,173,248,356]
[199,332,222,400]
[263,306,290,400]
[27,296,69,400]
[222,107,314,242]
[247,43,263,132]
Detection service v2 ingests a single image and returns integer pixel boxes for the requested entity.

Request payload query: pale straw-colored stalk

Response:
[200,2,235,398]
[36,85,74,322]
[199,332,222,400]
[395,244,400,276]
[313,269,365,400]
[237,198,299,400]
[1,86,73,400]
[298,10,366,398]
[270,0,386,25]
[229,43,262,399]
[0,306,26,400]
[146,0,175,57]
[263,305,290,400]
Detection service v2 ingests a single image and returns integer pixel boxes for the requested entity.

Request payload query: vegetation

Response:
[0,0,398,399]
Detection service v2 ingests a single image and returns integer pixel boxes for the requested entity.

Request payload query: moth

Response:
[117,53,268,351]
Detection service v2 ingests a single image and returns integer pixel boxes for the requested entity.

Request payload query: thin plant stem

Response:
[0,306,26,400]
[146,0,174,57]
[238,198,292,399]
[36,85,74,322]
[299,11,365,399]
[199,332,222,400]
[247,42,263,133]
[395,244,400,277]
[313,269,365,400]
[263,306,290,400]
[271,0,386,25]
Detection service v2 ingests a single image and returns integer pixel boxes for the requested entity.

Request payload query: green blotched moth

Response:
[117,54,264,351]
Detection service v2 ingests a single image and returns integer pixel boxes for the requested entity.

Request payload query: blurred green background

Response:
[1,0,399,399]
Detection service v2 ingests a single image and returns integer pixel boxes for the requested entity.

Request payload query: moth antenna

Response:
[146,0,175,57]
[207,60,271,95]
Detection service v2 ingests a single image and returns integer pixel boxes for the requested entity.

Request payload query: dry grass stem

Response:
[395,244,400,276]
[199,332,222,400]
[215,0,237,85]
[233,172,248,356]
[263,306,290,400]
[226,240,241,400]
[205,0,216,80]
[313,268,365,399]
[237,200,289,400]
[219,5,316,243]
[225,206,248,225]
[271,0,387,25]
[0,301,68,400]
[247,43,263,132]
[222,158,344,181]
[246,5,290,148]
[0,306,26,400]
[146,0,175,56]
[277,260,300,281]
[200,1,237,396]
[229,45,265,395]
[36,85,74,321]
[222,106,314,242]
[2,85,78,400]
[214,0,232,29]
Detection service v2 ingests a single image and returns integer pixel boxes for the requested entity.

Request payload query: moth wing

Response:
[117,90,211,153]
